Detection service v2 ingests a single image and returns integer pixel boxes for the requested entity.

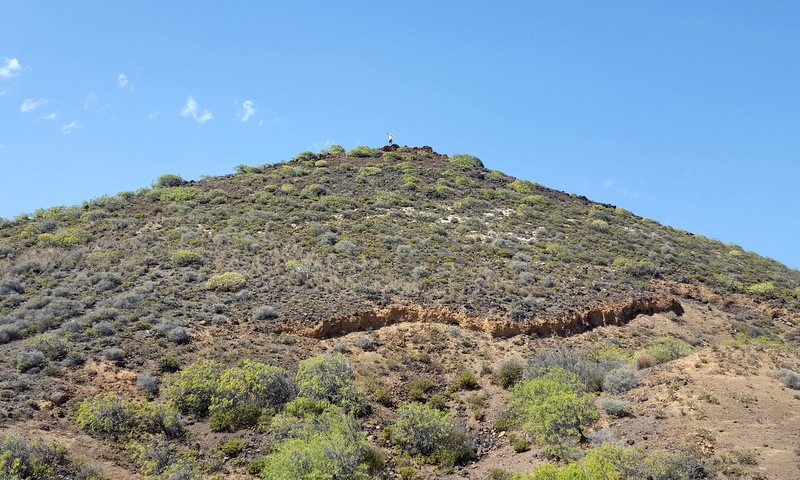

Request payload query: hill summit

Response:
[1,145,799,479]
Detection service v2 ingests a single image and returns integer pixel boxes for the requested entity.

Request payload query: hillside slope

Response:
[1,145,799,479]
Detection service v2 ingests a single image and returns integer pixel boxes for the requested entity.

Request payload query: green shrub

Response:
[260,409,375,479]
[449,154,484,168]
[639,337,693,365]
[323,144,346,155]
[408,378,435,401]
[612,257,660,278]
[152,174,185,188]
[447,371,480,393]
[0,434,101,480]
[509,368,598,459]
[209,404,264,432]
[295,354,363,414]
[515,444,710,480]
[172,250,202,267]
[600,398,633,417]
[602,366,640,393]
[301,183,327,197]
[527,346,625,392]
[209,360,295,431]
[508,179,537,194]
[511,437,531,453]
[778,368,800,390]
[747,281,775,295]
[150,186,199,202]
[346,146,380,158]
[15,350,46,372]
[37,227,89,247]
[165,359,223,417]
[493,361,524,388]
[205,272,247,292]
[387,403,474,467]
[138,402,185,438]
[292,151,318,162]
[75,392,138,433]
[217,438,247,458]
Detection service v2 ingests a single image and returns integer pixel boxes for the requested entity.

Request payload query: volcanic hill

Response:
[0,145,799,479]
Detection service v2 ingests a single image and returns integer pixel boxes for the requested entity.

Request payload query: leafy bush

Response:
[137,372,160,397]
[346,146,380,158]
[166,326,190,344]
[172,250,202,267]
[356,335,376,351]
[387,403,474,467]
[516,443,710,480]
[527,346,625,392]
[153,173,185,188]
[0,278,25,295]
[260,408,376,479]
[447,371,480,393]
[15,350,46,372]
[613,257,660,278]
[0,434,101,480]
[254,305,278,320]
[295,354,363,414]
[205,272,247,292]
[408,378,435,402]
[166,359,224,417]
[323,144,346,155]
[602,366,640,393]
[449,154,484,169]
[103,347,126,362]
[508,179,536,194]
[493,361,524,388]
[292,151,318,162]
[600,398,633,417]
[509,368,598,458]
[640,337,693,365]
[208,360,296,431]
[778,368,800,390]
[75,392,138,433]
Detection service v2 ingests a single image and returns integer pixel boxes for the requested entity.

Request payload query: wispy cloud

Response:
[83,92,98,110]
[20,98,48,113]
[43,112,57,120]
[61,121,83,134]
[0,58,22,78]
[238,100,256,122]
[180,97,213,124]
[148,111,160,122]
[117,73,129,89]
[601,179,615,188]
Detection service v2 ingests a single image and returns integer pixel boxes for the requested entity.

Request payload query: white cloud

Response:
[84,92,98,110]
[43,112,57,120]
[20,98,48,113]
[601,179,615,188]
[61,121,83,134]
[117,73,129,89]
[180,97,213,124]
[239,100,256,122]
[0,58,22,78]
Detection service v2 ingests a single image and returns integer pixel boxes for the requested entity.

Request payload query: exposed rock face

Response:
[298,295,684,339]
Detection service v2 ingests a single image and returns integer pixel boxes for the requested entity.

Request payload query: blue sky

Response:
[1,1,798,269]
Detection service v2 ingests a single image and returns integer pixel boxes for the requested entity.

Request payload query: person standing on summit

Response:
[387,132,394,145]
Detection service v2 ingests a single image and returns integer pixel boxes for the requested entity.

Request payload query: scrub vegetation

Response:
[0,144,798,478]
